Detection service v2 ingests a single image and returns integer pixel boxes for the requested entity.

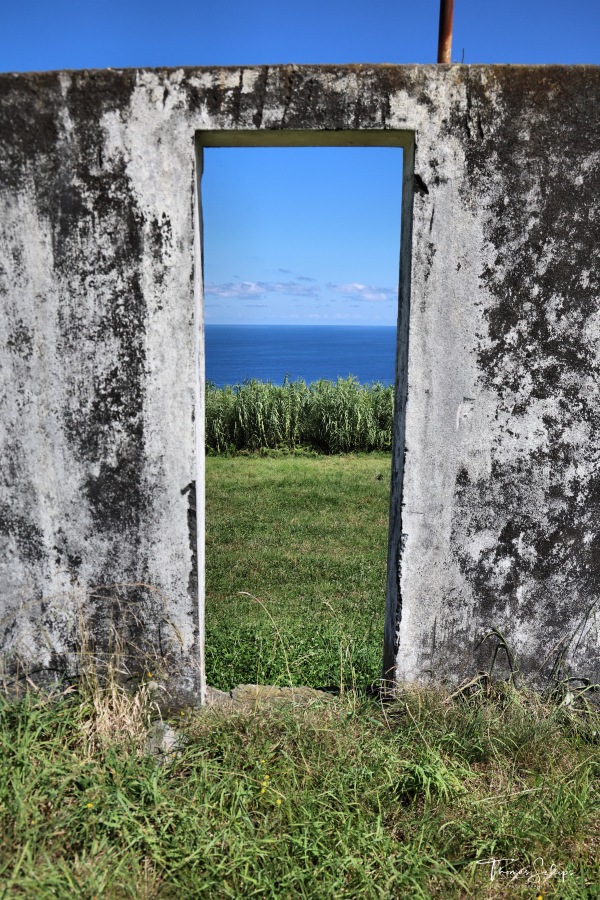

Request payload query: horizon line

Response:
[205,322,397,327]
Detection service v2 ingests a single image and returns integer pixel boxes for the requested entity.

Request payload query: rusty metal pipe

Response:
[437,0,454,63]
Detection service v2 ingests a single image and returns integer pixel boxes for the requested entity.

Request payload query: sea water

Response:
[205,325,396,387]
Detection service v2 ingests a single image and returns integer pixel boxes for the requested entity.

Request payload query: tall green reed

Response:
[206,376,394,454]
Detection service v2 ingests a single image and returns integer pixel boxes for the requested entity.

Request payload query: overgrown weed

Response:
[1,677,599,897]
[77,676,157,755]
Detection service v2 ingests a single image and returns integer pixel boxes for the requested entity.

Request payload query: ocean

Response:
[205,325,397,387]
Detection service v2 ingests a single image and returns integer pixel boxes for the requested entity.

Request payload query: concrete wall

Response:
[1,65,599,701]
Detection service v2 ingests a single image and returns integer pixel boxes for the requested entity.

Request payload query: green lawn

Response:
[205,453,391,690]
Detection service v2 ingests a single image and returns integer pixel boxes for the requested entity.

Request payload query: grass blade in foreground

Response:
[1,683,599,897]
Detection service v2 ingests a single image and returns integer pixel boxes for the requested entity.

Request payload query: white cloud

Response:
[204,280,319,300]
[327,282,396,302]
[204,279,396,305]
[204,281,265,298]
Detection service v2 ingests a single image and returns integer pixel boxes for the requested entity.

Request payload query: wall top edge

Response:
[1,62,600,81]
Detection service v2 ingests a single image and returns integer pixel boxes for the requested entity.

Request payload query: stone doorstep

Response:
[145,683,335,760]
[205,683,335,710]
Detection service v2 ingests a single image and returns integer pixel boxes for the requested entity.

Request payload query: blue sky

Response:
[2,0,599,325]
[202,146,403,325]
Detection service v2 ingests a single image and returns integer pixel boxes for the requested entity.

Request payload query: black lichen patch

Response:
[0,502,44,563]
[7,320,34,361]
[148,212,173,254]
[53,527,83,575]
[0,74,62,192]
[413,173,429,196]
[181,481,198,601]
[147,213,173,291]
[83,449,147,533]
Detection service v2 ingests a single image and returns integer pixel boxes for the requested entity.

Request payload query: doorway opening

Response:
[194,131,414,697]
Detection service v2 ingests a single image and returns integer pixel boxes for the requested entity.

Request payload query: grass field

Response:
[205,453,391,690]
[1,682,599,897]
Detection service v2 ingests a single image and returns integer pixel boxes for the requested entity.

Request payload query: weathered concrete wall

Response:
[0,68,201,703]
[1,64,599,699]
[399,67,600,691]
